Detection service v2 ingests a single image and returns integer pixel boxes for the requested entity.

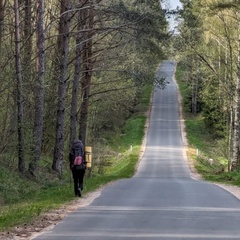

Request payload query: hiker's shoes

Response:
[75,186,83,197]
[77,188,81,197]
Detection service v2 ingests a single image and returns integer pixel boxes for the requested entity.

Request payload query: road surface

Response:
[34,60,240,240]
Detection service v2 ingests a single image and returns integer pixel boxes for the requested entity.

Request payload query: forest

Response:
[175,0,240,171]
[0,0,168,176]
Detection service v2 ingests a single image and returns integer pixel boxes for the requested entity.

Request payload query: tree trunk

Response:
[79,0,94,145]
[52,0,71,174]
[232,31,240,170]
[22,0,32,66]
[29,0,45,176]
[14,0,25,173]
[191,73,198,115]
[0,0,4,50]
[69,0,85,148]
[228,106,233,171]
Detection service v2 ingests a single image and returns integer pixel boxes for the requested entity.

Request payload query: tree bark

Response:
[69,0,85,148]
[0,0,4,50]
[228,106,233,171]
[52,0,71,174]
[29,0,45,176]
[231,31,240,170]
[79,0,94,146]
[23,0,32,66]
[14,0,25,173]
[191,72,198,115]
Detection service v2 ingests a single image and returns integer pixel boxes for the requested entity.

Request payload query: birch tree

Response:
[179,0,240,170]
[210,1,240,170]
[231,13,240,170]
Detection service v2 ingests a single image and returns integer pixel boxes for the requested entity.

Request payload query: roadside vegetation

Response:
[172,1,240,185]
[175,64,240,186]
[0,83,152,231]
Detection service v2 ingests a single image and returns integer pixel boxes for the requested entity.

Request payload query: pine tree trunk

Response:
[69,0,85,148]
[22,0,32,69]
[79,0,94,145]
[14,0,25,173]
[52,0,71,174]
[29,0,45,176]
[0,0,4,50]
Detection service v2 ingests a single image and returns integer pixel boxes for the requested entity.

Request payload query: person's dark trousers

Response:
[72,169,85,196]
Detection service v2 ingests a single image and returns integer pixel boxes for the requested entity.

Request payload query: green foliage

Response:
[0,167,39,204]
[0,0,167,230]
[177,0,239,140]
[87,0,163,139]
[195,156,240,185]
[175,64,192,113]
[201,76,226,137]
[176,58,226,137]
[176,63,240,186]
[185,115,213,151]
[205,171,240,185]
[0,185,73,229]
[0,0,168,173]
[122,117,145,147]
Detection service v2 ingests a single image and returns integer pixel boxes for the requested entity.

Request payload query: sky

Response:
[161,0,182,32]
[168,0,182,9]
[162,0,182,10]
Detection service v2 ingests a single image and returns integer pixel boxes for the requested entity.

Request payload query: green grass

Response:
[185,115,214,151]
[122,117,146,147]
[0,168,75,229]
[185,114,240,185]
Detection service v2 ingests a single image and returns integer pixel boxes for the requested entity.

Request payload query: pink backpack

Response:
[72,140,85,169]
[73,156,83,166]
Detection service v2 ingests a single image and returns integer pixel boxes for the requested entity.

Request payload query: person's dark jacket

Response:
[69,139,86,170]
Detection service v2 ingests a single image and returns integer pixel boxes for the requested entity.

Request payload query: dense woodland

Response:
[175,0,240,171]
[0,0,168,176]
[1,0,240,180]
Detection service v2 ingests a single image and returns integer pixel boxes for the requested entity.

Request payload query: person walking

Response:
[69,139,86,197]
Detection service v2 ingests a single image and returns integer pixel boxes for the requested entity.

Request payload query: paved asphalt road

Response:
[34,61,240,240]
